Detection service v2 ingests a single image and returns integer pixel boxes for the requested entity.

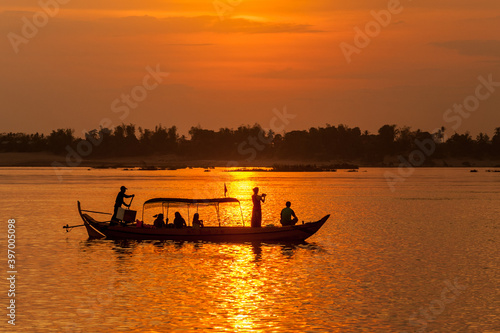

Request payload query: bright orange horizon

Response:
[1,0,499,137]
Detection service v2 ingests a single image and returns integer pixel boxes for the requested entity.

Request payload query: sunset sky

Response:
[1,0,499,137]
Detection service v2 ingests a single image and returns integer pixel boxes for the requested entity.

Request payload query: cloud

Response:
[165,43,214,46]
[432,40,500,58]
[4,0,498,12]
[251,67,425,81]
[252,68,336,80]
[212,17,323,34]
[111,15,323,34]
[0,11,321,36]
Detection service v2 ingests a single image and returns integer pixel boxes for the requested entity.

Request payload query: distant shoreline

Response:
[1,152,499,169]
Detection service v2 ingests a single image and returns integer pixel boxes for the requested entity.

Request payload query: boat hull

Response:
[78,202,329,243]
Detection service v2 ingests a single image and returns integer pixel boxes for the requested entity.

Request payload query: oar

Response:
[63,220,110,232]
[128,196,134,208]
[63,224,85,232]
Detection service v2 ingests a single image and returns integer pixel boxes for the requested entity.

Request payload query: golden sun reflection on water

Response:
[226,172,258,225]
[107,240,324,333]
[226,171,259,197]
[210,244,264,332]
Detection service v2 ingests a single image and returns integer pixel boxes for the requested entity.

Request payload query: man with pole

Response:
[111,186,134,223]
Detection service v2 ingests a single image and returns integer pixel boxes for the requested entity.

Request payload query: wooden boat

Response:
[77,198,329,243]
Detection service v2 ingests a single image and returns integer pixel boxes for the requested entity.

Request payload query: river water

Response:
[0,167,498,332]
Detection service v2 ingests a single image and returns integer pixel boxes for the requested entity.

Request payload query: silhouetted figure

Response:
[280,201,298,226]
[153,214,165,228]
[192,213,204,228]
[174,212,187,229]
[251,187,266,228]
[111,186,134,222]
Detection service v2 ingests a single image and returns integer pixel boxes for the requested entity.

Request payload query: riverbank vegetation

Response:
[1,124,500,165]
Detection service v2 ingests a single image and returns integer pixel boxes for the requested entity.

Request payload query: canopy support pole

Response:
[239,203,245,227]
[216,203,221,227]
[142,204,144,222]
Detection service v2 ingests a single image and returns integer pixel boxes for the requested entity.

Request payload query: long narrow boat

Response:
[77,198,329,243]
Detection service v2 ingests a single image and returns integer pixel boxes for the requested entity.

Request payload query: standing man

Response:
[251,187,266,228]
[111,186,134,222]
[280,201,298,226]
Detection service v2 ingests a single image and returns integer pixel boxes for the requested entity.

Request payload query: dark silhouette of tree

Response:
[360,130,380,163]
[138,127,153,155]
[0,132,47,152]
[124,124,140,154]
[47,129,75,154]
[3,123,500,164]
[492,127,500,157]
[378,124,398,157]
[434,126,446,144]
[475,133,490,159]
[446,132,474,157]
[396,126,414,154]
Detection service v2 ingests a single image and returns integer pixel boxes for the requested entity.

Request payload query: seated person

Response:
[153,214,165,228]
[192,213,204,228]
[280,201,299,226]
[173,212,187,229]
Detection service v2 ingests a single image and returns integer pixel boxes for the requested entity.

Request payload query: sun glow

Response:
[2,0,499,139]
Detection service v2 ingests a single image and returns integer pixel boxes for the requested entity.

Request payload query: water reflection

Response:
[7,168,498,332]
[71,239,329,332]
[85,239,325,260]
[251,242,262,261]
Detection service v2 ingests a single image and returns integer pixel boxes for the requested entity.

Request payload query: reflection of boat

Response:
[77,199,329,243]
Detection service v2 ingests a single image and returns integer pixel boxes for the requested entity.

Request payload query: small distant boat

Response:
[77,198,329,243]
[470,169,478,173]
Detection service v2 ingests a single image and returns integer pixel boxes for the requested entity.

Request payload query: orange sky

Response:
[1,0,499,136]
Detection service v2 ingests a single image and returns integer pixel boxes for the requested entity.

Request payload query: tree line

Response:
[2,124,500,164]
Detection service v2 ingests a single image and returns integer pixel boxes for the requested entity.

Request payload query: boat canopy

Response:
[144,197,240,206]
[142,197,244,226]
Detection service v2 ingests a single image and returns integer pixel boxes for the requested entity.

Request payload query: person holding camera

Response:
[251,187,266,228]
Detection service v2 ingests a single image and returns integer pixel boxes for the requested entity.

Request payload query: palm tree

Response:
[434,126,446,144]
